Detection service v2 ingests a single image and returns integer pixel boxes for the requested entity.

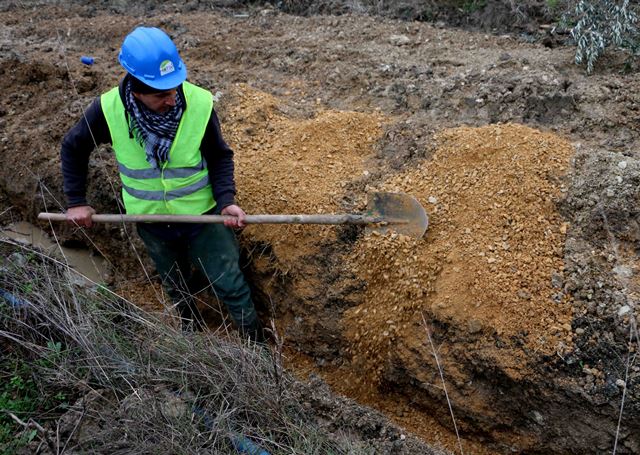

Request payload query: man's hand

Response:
[66,205,96,228]
[221,204,247,229]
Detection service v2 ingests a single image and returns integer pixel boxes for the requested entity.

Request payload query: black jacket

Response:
[60,76,237,240]
[61,76,236,210]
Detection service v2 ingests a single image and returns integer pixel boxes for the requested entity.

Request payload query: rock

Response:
[517,289,531,300]
[575,327,585,335]
[613,265,632,279]
[7,252,27,267]
[389,35,410,46]
[531,410,544,424]
[618,305,632,317]
[468,319,482,334]
[617,161,627,169]
[161,394,188,419]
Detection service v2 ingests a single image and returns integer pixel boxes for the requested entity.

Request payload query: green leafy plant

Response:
[0,353,70,454]
[460,0,487,14]
[546,0,561,13]
[0,361,38,454]
[566,0,639,73]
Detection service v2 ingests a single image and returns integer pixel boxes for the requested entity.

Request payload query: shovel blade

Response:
[365,192,429,239]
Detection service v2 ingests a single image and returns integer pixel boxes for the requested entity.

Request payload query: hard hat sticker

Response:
[159,60,175,76]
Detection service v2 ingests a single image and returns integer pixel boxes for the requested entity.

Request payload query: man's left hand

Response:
[221,204,247,229]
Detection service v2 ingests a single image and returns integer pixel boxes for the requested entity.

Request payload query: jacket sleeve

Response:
[60,97,111,208]
[201,109,236,210]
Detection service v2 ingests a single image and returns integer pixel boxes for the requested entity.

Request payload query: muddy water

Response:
[1,222,110,284]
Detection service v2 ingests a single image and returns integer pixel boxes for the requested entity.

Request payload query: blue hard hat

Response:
[118,27,187,90]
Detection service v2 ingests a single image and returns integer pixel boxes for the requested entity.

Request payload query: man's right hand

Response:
[66,205,96,228]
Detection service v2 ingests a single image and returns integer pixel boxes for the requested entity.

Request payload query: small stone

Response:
[532,410,544,424]
[613,265,632,279]
[517,289,531,300]
[389,34,411,46]
[161,396,188,419]
[468,319,482,334]
[616,176,623,183]
[575,327,585,335]
[615,379,626,388]
[8,253,27,267]
[618,161,627,169]
[428,196,438,204]
[618,305,631,317]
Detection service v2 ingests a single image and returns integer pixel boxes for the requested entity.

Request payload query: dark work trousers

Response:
[136,223,260,339]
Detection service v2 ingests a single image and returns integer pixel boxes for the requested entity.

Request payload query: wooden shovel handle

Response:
[37,212,388,225]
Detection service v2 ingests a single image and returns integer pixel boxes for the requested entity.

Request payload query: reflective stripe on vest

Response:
[117,158,207,180]
[122,174,211,201]
[101,82,216,215]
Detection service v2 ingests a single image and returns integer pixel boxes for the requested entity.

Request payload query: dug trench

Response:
[1,2,639,454]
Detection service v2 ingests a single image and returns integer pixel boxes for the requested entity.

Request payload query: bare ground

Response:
[1,1,639,453]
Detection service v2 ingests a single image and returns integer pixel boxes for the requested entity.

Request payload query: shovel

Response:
[38,192,429,238]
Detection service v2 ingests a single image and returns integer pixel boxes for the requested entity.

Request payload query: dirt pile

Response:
[226,84,385,264]
[221,81,581,451]
[344,123,573,387]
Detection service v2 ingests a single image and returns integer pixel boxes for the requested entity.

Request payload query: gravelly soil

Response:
[1,1,639,453]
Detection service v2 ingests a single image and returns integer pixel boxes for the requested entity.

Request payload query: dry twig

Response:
[422,312,464,455]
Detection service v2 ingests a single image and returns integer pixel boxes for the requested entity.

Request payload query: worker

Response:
[60,26,264,342]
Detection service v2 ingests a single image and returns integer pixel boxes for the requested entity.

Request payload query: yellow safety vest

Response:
[101,81,216,215]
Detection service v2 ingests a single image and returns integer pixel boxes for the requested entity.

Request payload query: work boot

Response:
[241,319,267,345]
[177,298,206,332]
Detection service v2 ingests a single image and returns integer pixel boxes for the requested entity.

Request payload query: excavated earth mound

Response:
[345,123,573,385]
[227,89,580,452]
[224,83,637,453]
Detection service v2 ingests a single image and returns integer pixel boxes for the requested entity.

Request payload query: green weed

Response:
[546,0,560,12]
[0,354,70,454]
[0,359,38,454]
[461,0,487,14]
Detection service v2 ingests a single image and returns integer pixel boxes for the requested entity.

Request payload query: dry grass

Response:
[0,239,366,454]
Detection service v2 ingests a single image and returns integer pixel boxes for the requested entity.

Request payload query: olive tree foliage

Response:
[565,0,639,73]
